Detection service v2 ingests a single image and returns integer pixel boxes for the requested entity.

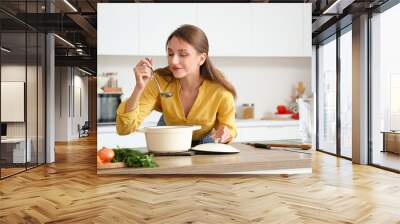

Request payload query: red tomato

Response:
[292,113,299,120]
[97,155,103,164]
[98,147,115,163]
[277,105,287,114]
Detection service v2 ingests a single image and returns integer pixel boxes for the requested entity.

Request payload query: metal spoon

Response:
[153,73,173,98]
[144,59,173,98]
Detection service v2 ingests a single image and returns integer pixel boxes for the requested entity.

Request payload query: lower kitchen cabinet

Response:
[234,120,300,142]
[97,120,300,150]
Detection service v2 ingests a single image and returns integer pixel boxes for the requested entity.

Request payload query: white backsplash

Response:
[98,55,311,121]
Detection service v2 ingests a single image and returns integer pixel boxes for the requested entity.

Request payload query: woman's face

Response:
[167,36,207,79]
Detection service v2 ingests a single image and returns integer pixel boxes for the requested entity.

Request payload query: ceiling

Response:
[0,0,392,74]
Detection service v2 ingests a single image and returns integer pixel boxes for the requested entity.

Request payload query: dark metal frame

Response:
[367,10,373,166]
[72,67,75,118]
[336,26,341,158]
[316,44,319,151]
[0,19,2,179]
[25,4,28,170]
[35,1,38,167]
[374,0,400,13]
[44,0,47,165]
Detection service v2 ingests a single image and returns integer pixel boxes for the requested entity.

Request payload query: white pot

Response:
[138,125,201,153]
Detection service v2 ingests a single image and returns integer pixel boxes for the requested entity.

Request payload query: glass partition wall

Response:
[339,28,352,159]
[0,1,46,179]
[0,30,27,177]
[316,26,353,159]
[317,36,337,155]
[316,0,400,171]
[370,3,400,171]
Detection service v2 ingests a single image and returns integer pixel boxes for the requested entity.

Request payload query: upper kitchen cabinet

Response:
[303,4,312,57]
[197,4,252,57]
[97,3,311,57]
[138,3,197,56]
[250,3,312,57]
[97,4,139,55]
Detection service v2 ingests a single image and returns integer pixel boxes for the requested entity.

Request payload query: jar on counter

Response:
[237,103,254,119]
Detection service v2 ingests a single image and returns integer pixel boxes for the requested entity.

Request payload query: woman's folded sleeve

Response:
[217,91,237,142]
[116,78,160,135]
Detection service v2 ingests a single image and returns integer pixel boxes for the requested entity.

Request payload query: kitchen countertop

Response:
[98,119,299,133]
[97,143,311,175]
[235,119,299,127]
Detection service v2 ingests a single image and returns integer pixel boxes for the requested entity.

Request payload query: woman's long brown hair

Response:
[154,24,236,98]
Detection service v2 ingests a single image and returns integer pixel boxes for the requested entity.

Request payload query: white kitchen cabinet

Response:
[234,126,301,142]
[234,119,301,142]
[98,3,311,57]
[251,3,311,57]
[302,4,312,57]
[97,4,139,55]
[97,125,147,150]
[197,3,252,57]
[138,3,197,56]
[97,120,159,150]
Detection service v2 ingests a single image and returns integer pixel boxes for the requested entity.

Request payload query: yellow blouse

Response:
[116,73,237,141]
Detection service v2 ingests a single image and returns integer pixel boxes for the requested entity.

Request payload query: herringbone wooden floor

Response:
[1,135,400,224]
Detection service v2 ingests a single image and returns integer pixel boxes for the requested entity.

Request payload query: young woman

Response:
[116,24,237,145]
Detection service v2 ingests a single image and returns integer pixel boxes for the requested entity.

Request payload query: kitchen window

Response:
[317,36,337,155]
[339,27,352,159]
[316,23,354,159]
[370,2,400,172]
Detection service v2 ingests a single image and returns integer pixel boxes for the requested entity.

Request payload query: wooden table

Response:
[381,131,400,154]
[97,143,312,175]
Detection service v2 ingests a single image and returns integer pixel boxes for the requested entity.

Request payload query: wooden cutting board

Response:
[97,162,126,169]
[97,143,312,175]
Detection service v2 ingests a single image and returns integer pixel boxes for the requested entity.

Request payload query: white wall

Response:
[72,74,89,137]
[98,55,311,120]
[1,65,33,138]
[214,57,311,119]
[1,65,26,81]
[55,67,69,141]
[55,67,89,141]
[1,64,46,163]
